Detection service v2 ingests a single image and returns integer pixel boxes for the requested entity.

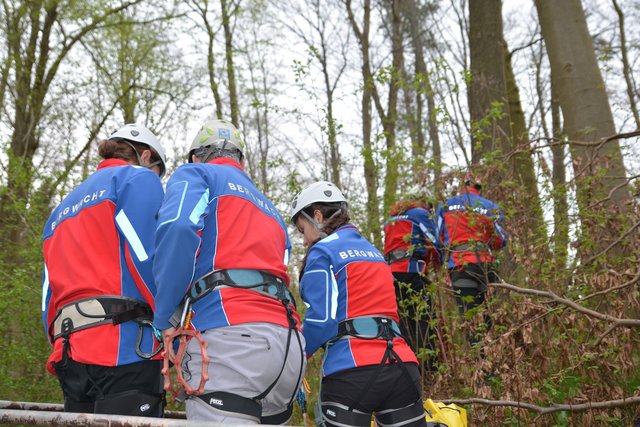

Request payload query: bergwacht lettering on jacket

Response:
[51,189,107,230]
[338,249,384,260]
[227,182,277,216]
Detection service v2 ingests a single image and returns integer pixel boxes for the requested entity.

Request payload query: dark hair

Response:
[192,146,243,163]
[98,139,161,166]
[298,202,350,280]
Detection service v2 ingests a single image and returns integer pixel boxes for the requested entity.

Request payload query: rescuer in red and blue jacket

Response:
[41,124,166,416]
[153,119,305,424]
[291,181,426,427]
[437,175,506,318]
[383,194,441,369]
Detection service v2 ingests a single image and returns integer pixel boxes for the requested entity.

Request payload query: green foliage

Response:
[0,158,62,404]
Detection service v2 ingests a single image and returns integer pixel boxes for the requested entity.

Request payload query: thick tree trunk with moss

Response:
[468,0,523,279]
[504,43,546,245]
[468,0,511,169]
[536,0,631,259]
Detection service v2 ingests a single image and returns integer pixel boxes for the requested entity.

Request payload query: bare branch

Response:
[439,396,640,415]
[489,281,640,328]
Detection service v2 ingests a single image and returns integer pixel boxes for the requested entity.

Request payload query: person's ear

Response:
[314,209,324,224]
[191,154,201,163]
[140,149,152,166]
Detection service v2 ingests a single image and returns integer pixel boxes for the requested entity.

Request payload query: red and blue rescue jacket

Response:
[384,204,441,273]
[153,157,298,331]
[42,159,164,374]
[437,188,506,269]
[300,224,417,377]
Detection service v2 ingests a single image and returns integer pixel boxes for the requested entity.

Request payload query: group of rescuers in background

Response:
[41,119,507,426]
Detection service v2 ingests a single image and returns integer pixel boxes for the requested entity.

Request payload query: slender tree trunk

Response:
[317,21,342,188]
[191,0,224,119]
[426,82,441,195]
[403,0,440,193]
[220,0,239,126]
[345,0,381,246]
[550,80,568,274]
[536,0,631,258]
[0,57,11,120]
[401,61,420,180]
[611,0,640,129]
[381,0,403,215]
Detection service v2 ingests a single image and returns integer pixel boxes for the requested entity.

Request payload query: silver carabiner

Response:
[135,319,164,359]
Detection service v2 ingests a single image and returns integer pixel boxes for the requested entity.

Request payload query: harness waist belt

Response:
[384,249,425,264]
[335,316,402,341]
[449,242,490,252]
[188,269,292,304]
[51,296,152,341]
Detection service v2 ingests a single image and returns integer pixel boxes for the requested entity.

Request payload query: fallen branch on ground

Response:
[438,395,640,415]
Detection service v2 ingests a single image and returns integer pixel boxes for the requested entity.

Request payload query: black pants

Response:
[393,273,437,370]
[450,264,495,347]
[52,357,165,417]
[452,286,485,316]
[321,363,426,427]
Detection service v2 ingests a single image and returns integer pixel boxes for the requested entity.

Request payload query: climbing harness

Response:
[176,268,295,310]
[49,295,163,360]
[385,249,416,264]
[446,241,492,267]
[162,269,305,423]
[317,316,424,427]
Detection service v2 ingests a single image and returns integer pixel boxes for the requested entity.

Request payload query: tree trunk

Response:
[401,61,421,180]
[220,0,239,126]
[504,42,545,243]
[611,0,640,129]
[536,0,631,258]
[191,0,224,119]
[345,0,381,247]
[0,0,148,266]
[550,80,568,275]
[468,0,511,169]
[381,0,403,215]
[315,0,342,189]
[403,0,441,194]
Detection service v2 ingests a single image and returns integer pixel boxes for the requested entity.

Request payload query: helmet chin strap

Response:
[122,140,156,171]
[301,208,343,239]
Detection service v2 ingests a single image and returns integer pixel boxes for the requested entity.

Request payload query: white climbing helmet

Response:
[188,119,245,162]
[290,181,347,224]
[110,123,166,177]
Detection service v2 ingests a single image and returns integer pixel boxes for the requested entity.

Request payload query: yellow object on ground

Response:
[424,399,468,427]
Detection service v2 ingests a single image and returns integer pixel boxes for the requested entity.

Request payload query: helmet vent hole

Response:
[324,191,332,197]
